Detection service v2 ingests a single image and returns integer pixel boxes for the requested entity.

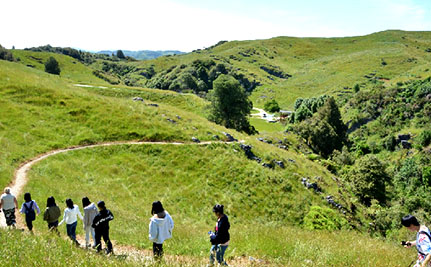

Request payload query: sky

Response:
[1,0,430,52]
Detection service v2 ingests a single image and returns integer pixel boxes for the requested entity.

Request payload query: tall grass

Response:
[20,144,414,265]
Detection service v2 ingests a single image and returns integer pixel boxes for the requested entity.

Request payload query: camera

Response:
[401,241,410,246]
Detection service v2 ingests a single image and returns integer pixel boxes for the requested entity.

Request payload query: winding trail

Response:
[0,140,218,227]
[0,140,262,266]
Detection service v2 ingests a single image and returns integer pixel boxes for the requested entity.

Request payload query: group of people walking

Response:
[1,187,231,265]
[1,188,114,254]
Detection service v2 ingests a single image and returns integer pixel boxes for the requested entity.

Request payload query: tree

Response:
[295,97,346,157]
[0,45,14,61]
[296,118,339,158]
[317,97,347,142]
[44,56,61,75]
[208,75,255,134]
[294,104,312,123]
[264,100,280,113]
[347,155,389,206]
[116,50,125,59]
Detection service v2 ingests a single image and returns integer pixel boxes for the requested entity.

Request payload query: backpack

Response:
[25,201,36,221]
[417,231,431,256]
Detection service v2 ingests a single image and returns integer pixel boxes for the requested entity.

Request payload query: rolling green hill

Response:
[114,30,431,109]
[0,47,418,265]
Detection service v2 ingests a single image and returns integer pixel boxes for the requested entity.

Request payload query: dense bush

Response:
[116,50,125,59]
[292,95,329,123]
[346,155,389,206]
[295,97,346,157]
[264,100,280,113]
[44,57,61,75]
[417,130,431,148]
[0,45,14,61]
[304,206,347,230]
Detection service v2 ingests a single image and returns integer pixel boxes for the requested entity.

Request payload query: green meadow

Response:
[0,37,428,265]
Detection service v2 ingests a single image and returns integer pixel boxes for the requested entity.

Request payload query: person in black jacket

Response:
[92,201,114,254]
[208,204,230,266]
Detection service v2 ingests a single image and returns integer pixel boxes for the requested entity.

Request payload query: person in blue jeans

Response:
[208,204,230,266]
[59,198,83,245]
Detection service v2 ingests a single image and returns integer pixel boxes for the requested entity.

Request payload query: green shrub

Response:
[418,130,431,147]
[44,56,61,75]
[304,206,347,230]
[346,155,389,206]
[264,99,280,113]
[382,135,397,151]
[0,45,14,61]
[354,84,360,93]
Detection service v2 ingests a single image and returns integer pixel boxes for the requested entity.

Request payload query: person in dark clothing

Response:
[19,192,40,232]
[43,196,61,234]
[208,204,230,266]
[92,201,114,254]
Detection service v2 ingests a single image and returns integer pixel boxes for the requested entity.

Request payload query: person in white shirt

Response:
[0,187,18,228]
[149,201,174,261]
[19,192,40,232]
[59,198,83,245]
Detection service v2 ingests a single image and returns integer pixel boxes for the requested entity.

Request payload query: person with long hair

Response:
[82,197,98,248]
[59,198,83,245]
[19,192,40,232]
[208,204,230,266]
[43,196,61,233]
[148,200,174,261]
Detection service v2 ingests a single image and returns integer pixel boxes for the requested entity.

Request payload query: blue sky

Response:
[1,0,430,51]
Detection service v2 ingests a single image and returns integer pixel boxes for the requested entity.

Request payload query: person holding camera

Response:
[208,204,230,266]
[401,215,431,267]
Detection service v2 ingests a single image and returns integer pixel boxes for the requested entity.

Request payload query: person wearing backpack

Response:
[92,201,114,254]
[59,198,83,245]
[0,187,18,228]
[208,204,230,267]
[43,196,61,233]
[19,192,40,232]
[401,215,431,267]
[148,201,174,261]
[82,197,98,248]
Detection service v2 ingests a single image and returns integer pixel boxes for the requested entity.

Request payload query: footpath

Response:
[0,140,265,266]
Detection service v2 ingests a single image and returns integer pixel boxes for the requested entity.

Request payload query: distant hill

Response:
[113,30,431,109]
[96,50,186,60]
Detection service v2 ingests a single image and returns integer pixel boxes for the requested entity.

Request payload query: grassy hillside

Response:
[118,30,431,109]
[0,43,424,265]
[0,59,224,188]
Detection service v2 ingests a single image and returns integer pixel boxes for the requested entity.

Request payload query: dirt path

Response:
[0,140,263,266]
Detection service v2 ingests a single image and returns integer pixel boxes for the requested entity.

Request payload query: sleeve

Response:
[77,207,84,220]
[19,203,25,214]
[108,210,114,221]
[149,220,158,242]
[34,201,41,214]
[91,215,97,228]
[58,209,67,226]
[419,233,431,255]
[83,208,88,227]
